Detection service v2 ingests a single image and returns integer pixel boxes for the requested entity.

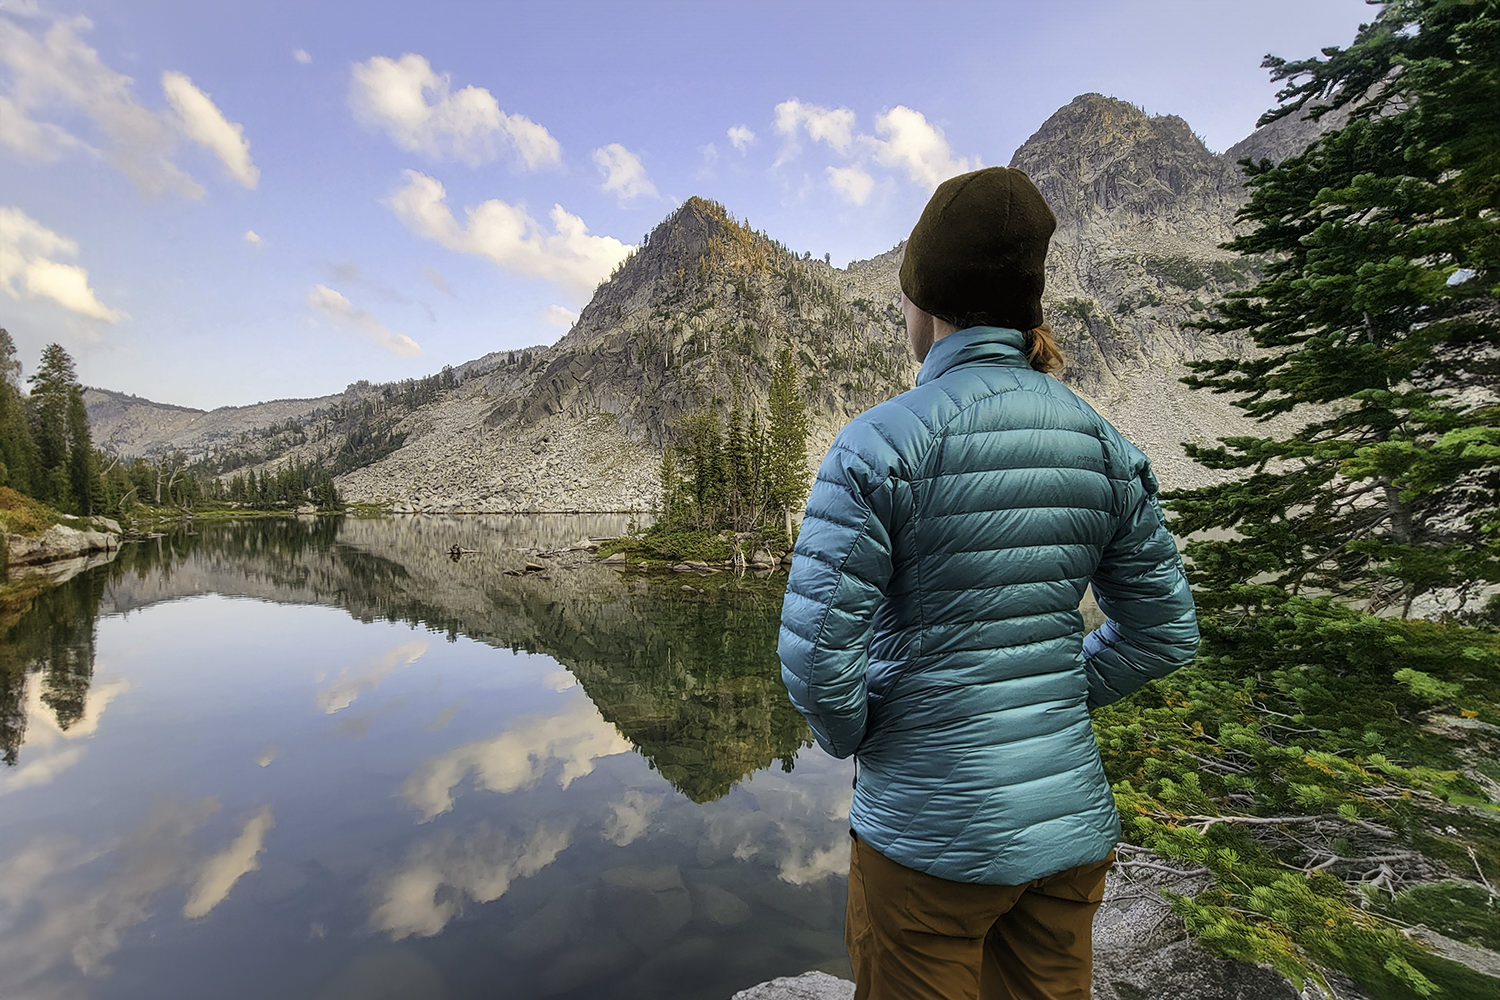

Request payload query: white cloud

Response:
[0,92,86,160]
[400,696,632,821]
[350,53,561,169]
[243,229,262,246]
[542,305,577,330]
[774,98,855,156]
[592,142,657,201]
[870,105,974,188]
[161,71,258,188]
[727,124,755,153]
[293,48,311,65]
[0,206,125,323]
[182,807,274,919]
[827,165,874,206]
[0,14,249,197]
[387,170,632,299]
[308,284,422,357]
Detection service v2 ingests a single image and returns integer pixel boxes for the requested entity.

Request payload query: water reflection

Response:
[4,516,813,803]
[1,517,850,1000]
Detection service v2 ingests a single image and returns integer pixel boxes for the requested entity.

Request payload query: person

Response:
[777,166,1200,1000]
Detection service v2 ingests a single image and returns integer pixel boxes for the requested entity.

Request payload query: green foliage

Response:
[1146,254,1210,291]
[24,342,94,514]
[1096,595,1500,997]
[653,341,811,547]
[1056,296,1098,321]
[0,329,37,496]
[1378,882,1500,952]
[602,527,731,564]
[767,344,810,521]
[1171,0,1500,616]
[0,485,60,537]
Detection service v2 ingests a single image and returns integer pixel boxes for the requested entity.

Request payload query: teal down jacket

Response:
[779,325,1199,886]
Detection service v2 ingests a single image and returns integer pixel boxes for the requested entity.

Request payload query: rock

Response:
[601,552,627,565]
[6,523,118,568]
[312,946,449,1000]
[732,972,854,1000]
[690,882,750,927]
[598,864,692,953]
[524,561,546,573]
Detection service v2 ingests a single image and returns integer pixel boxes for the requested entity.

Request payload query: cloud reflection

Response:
[705,778,853,885]
[183,806,274,919]
[316,641,429,714]
[602,789,663,847]
[400,696,631,821]
[369,822,574,940]
[0,798,217,992]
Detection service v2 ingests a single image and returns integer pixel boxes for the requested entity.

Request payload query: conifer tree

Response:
[0,329,37,493]
[767,344,810,542]
[25,343,92,511]
[1171,0,1500,617]
[65,388,98,515]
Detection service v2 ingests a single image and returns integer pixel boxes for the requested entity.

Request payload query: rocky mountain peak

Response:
[1010,93,1241,249]
[565,196,777,344]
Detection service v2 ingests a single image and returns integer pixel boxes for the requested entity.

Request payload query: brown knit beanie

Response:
[899,166,1056,331]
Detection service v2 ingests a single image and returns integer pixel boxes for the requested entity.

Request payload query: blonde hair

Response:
[1025,324,1064,374]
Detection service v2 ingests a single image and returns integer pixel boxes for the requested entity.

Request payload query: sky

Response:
[0,0,1377,411]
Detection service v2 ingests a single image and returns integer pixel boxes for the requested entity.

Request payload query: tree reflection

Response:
[3,518,812,795]
[1,569,106,765]
[478,575,811,802]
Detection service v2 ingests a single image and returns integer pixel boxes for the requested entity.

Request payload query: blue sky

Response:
[1,0,1375,410]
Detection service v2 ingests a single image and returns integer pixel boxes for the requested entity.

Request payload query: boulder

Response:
[6,523,118,568]
[732,972,852,1000]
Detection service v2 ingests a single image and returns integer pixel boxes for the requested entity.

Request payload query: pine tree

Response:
[1170,0,1500,618]
[65,387,98,516]
[0,328,37,494]
[25,343,88,511]
[767,344,810,543]
[678,407,727,528]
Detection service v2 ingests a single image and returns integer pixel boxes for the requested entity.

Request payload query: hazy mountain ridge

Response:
[85,93,1336,511]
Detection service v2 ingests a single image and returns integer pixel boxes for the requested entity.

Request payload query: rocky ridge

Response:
[86,94,1338,509]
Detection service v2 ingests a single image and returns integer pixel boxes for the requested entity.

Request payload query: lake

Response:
[1,516,855,1000]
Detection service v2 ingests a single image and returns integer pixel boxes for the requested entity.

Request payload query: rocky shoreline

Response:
[4,517,122,574]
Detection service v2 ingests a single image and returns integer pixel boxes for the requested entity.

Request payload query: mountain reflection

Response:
[1,518,811,801]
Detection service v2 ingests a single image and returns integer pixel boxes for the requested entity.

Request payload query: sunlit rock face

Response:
[85,94,1342,507]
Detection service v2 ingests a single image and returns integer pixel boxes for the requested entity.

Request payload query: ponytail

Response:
[1025,324,1064,374]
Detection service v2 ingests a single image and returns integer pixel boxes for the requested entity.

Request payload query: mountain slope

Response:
[87,93,1338,511]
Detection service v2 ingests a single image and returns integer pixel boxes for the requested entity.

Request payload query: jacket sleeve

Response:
[778,428,897,759]
[1083,459,1199,710]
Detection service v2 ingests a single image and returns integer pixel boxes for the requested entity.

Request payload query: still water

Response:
[1,516,855,1000]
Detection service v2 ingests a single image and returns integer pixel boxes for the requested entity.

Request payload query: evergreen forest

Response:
[0,333,341,523]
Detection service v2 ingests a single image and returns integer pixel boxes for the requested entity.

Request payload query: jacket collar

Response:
[915,326,1030,386]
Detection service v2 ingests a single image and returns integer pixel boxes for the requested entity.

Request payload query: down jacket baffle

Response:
[778,325,1199,886]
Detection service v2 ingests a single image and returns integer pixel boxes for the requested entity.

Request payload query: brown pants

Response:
[845,833,1113,1000]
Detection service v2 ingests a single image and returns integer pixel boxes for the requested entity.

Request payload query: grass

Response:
[0,487,62,537]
